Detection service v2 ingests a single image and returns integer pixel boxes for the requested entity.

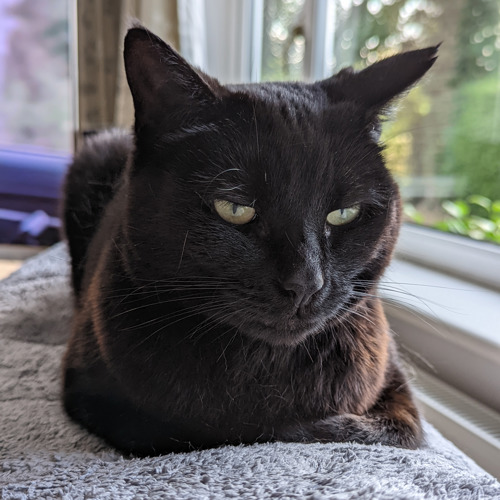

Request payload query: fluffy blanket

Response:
[1,243,499,499]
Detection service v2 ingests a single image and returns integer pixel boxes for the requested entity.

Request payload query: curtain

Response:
[76,0,180,143]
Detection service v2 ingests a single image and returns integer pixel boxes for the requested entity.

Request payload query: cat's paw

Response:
[277,413,422,449]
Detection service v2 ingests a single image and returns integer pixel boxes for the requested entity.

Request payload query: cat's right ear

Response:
[124,26,220,132]
[320,45,438,112]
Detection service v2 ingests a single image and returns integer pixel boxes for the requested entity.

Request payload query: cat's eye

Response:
[214,199,256,225]
[326,204,361,226]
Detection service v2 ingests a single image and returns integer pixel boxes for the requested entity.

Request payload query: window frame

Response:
[397,224,500,292]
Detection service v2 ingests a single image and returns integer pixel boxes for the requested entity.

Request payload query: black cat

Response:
[62,24,437,456]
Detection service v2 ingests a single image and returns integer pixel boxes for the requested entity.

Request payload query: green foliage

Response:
[261,0,306,82]
[454,0,500,83]
[405,195,500,244]
[440,76,500,201]
[326,0,500,244]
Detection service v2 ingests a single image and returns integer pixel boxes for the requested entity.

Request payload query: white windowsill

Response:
[381,257,500,413]
[383,259,500,348]
[396,224,500,292]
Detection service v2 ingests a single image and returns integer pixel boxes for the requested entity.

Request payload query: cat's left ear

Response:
[320,45,439,112]
[124,25,222,132]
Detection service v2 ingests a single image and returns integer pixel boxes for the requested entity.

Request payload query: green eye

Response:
[326,204,360,226]
[214,199,256,225]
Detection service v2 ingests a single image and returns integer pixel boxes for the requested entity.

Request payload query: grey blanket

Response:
[1,244,499,499]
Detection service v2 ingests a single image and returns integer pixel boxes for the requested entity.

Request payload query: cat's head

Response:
[121,25,437,346]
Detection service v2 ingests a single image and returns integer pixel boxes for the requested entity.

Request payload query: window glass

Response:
[0,0,71,246]
[261,0,307,81]
[329,0,500,244]
[0,0,72,152]
[262,0,500,244]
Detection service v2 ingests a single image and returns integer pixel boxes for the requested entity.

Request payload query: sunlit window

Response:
[0,0,72,152]
[0,0,71,246]
[262,0,307,81]
[262,0,500,244]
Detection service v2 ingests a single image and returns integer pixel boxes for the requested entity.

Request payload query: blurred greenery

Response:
[261,0,306,81]
[261,0,499,244]
[440,76,500,201]
[455,0,500,81]
[405,195,500,243]
[353,0,500,246]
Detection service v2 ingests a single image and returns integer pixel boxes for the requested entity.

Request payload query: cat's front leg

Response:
[276,367,423,449]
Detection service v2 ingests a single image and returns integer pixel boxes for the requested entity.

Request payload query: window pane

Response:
[261,0,307,81]
[0,0,72,152]
[330,0,500,244]
[0,0,72,246]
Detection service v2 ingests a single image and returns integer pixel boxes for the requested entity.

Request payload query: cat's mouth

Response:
[238,312,331,347]
[215,287,350,346]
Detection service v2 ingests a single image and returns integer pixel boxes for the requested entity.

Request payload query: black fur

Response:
[62,25,437,455]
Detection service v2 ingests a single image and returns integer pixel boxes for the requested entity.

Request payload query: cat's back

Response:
[63,129,133,294]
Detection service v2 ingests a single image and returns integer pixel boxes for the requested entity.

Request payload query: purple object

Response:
[0,148,69,244]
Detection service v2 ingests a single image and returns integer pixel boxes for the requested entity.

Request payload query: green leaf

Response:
[492,200,500,213]
[452,219,470,234]
[436,218,468,235]
[468,229,486,240]
[442,200,470,219]
[469,216,496,232]
[467,194,491,211]
[434,221,451,232]
[403,203,425,224]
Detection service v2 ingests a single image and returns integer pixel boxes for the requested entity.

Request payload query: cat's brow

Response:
[158,123,219,145]
[216,184,247,193]
[193,168,252,200]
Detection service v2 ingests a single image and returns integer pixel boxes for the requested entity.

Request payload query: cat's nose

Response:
[282,269,324,311]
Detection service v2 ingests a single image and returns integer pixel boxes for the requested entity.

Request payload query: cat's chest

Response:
[126,331,385,424]
[216,338,383,418]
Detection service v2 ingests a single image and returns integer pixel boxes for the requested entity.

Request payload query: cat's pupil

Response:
[232,204,239,215]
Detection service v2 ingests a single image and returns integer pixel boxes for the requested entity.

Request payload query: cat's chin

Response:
[240,319,326,347]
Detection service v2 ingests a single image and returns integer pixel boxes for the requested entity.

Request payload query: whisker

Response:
[176,230,189,273]
[120,300,232,331]
[126,298,254,355]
